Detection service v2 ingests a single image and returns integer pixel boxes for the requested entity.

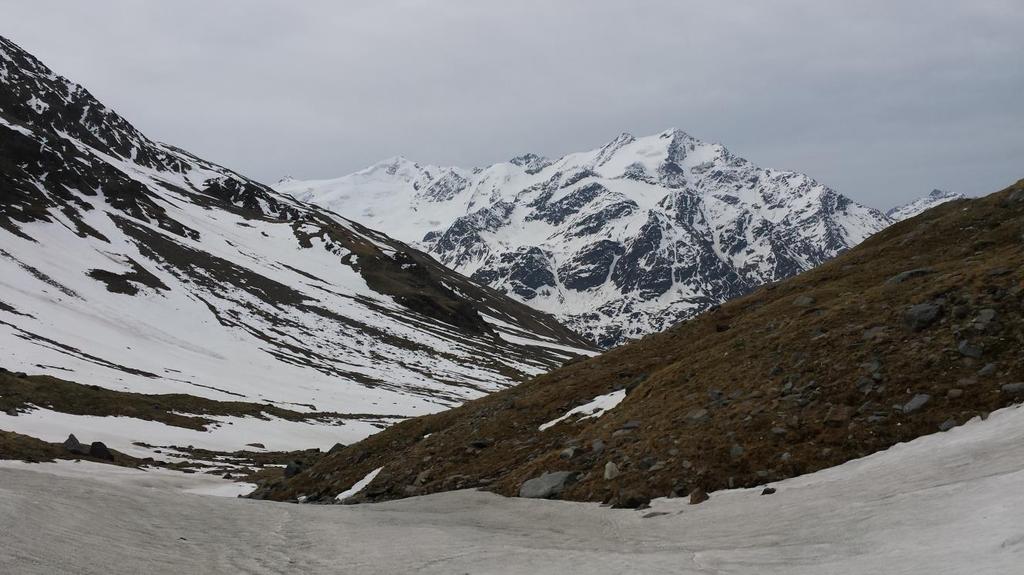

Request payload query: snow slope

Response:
[0,35,593,454]
[2,402,1023,573]
[280,132,892,346]
[887,188,967,221]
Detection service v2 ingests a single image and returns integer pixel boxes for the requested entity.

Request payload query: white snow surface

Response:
[538,389,626,431]
[886,188,967,221]
[0,35,593,459]
[2,403,1024,573]
[280,130,893,345]
[335,466,384,501]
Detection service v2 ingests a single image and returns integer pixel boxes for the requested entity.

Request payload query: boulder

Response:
[246,443,266,449]
[689,487,709,505]
[938,419,957,432]
[902,394,932,414]
[603,461,620,480]
[761,487,777,495]
[958,340,984,359]
[518,471,577,499]
[1001,383,1024,396]
[63,434,88,455]
[903,303,942,331]
[792,295,816,307]
[885,268,934,285]
[88,442,114,461]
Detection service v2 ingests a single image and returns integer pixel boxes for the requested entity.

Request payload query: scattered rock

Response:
[824,405,853,427]
[903,303,942,331]
[792,295,816,307]
[947,388,964,399]
[862,326,887,340]
[977,363,998,377]
[246,443,266,449]
[415,470,431,485]
[761,487,777,495]
[972,308,998,331]
[685,408,709,423]
[771,426,788,436]
[612,490,650,509]
[559,447,577,460]
[591,439,605,454]
[885,268,934,285]
[729,444,744,459]
[469,438,493,449]
[284,461,305,478]
[958,340,983,358]
[604,461,620,480]
[4,408,18,417]
[63,434,88,455]
[222,473,233,479]
[328,443,346,454]
[938,419,957,432]
[518,471,577,499]
[903,394,932,414]
[1001,383,1024,396]
[88,441,114,461]
[689,487,709,505]
[619,420,641,431]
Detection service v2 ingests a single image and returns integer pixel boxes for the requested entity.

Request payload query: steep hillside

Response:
[887,189,967,221]
[258,181,1024,507]
[0,35,593,462]
[278,132,891,346]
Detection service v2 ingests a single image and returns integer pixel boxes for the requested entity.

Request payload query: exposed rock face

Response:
[280,131,892,347]
[0,35,594,428]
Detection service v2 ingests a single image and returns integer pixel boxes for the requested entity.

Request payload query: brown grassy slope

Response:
[256,181,1024,505]
[0,370,398,431]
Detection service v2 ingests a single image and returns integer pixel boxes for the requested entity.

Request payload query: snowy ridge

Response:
[279,130,893,346]
[886,189,966,221]
[0,35,593,455]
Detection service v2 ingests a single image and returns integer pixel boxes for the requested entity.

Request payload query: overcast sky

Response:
[3,0,1022,209]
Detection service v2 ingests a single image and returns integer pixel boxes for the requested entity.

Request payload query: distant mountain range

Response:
[886,189,966,221]
[278,131,893,346]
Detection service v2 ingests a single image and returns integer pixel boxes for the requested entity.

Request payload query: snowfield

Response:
[2,403,1023,574]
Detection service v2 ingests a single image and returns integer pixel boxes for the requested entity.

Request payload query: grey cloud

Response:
[3,0,1022,209]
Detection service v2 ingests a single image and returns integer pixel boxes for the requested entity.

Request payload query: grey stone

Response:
[885,268,935,285]
[978,363,998,377]
[761,487,777,495]
[246,443,266,449]
[469,438,493,449]
[559,447,577,460]
[604,461,620,480]
[689,487,709,505]
[973,308,997,331]
[685,408,709,423]
[518,471,577,499]
[958,340,983,358]
[620,420,641,430]
[792,295,816,307]
[938,419,957,432]
[730,444,744,459]
[88,441,114,461]
[903,394,932,414]
[1002,383,1024,396]
[903,303,942,331]
[771,427,788,436]
[284,461,305,478]
[4,408,18,417]
[947,388,964,399]
[63,434,87,455]
[591,439,605,454]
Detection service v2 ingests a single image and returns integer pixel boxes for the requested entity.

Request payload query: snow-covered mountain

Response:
[886,189,966,221]
[278,131,892,346]
[0,35,594,455]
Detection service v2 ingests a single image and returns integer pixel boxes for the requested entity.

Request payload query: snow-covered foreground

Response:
[3,405,1023,574]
